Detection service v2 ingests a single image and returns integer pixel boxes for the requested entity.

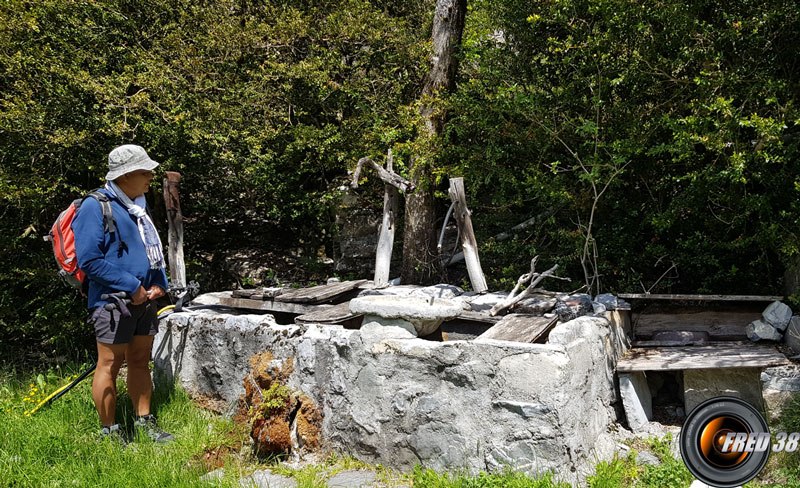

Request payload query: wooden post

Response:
[163,171,186,288]
[448,177,488,292]
[374,151,399,287]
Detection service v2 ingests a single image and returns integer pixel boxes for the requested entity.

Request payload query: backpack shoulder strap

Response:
[85,190,115,235]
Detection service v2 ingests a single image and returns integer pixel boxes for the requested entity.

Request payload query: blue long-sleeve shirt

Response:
[72,189,168,308]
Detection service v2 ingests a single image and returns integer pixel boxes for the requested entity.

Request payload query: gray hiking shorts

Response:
[88,302,159,344]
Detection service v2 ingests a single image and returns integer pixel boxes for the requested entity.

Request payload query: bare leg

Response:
[93,342,127,426]
[126,335,154,416]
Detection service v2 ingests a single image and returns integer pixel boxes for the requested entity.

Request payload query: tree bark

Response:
[401,0,467,285]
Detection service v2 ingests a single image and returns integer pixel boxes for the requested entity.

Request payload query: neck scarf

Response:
[105,181,166,270]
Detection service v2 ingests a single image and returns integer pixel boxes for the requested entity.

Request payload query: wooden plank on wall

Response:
[295,302,361,324]
[219,296,331,315]
[617,344,789,372]
[633,311,760,340]
[619,293,783,302]
[275,280,368,304]
[477,314,557,343]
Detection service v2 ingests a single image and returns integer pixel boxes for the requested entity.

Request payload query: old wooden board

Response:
[295,302,363,328]
[219,296,331,315]
[477,314,558,343]
[617,344,790,372]
[232,287,283,299]
[633,311,760,340]
[274,280,368,304]
[619,293,782,302]
[457,310,503,325]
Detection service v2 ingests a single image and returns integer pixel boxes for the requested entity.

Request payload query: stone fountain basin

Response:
[349,295,463,336]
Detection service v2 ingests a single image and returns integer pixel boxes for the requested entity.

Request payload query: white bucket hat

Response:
[105,144,159,181]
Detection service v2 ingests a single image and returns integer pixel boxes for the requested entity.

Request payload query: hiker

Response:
[72,144,174,444]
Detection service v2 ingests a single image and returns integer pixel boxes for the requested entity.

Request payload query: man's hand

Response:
[147,286,166,301]
[131,285,148,305]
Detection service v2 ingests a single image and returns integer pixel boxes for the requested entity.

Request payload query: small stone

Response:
[637,451,661,466]
[327,277,341,284]
[784,316,800,354]
[746,319,782,342]
[241,470,297,488]
[763,301,792,331]
[201,469,224,482]
[591,301,607,314]
[327,470,377,488]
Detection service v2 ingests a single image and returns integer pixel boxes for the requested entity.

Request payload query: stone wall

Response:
[153,311,629,484]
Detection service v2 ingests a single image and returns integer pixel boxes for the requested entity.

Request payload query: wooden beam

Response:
[477,314,557,343]
[448,177,487,293]
[617,344,789,372]
[163,171,186,288]
[374,150,399,287]
[274,279,368,304]
[633,311,760,340]
[619,293,783,302]
[219,296,331,315]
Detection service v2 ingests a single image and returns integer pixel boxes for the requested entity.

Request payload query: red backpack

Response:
[45,190,118,291]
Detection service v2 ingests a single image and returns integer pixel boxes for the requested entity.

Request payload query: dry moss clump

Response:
[241,352,322,457]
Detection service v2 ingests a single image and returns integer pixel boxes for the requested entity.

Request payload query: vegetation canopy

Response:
[1,0,798,357]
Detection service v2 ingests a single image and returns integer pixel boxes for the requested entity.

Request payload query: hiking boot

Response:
[99,424,129,447]
[133,414,174,443]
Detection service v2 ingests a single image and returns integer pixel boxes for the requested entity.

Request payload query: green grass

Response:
[5,364,800,488]
[0,364,250,488]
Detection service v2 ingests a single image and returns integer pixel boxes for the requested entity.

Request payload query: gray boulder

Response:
[746,319,782,342]
[514,295,557,315]
[784,316,800,355]
[594,293,631,311]
[555,294,594,322]
[763,301,793,331]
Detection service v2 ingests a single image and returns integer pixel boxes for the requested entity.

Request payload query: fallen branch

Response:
[489,256,570,316]
[350,157,416,193]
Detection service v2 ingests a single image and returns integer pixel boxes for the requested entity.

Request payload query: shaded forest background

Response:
[1,0,798,359]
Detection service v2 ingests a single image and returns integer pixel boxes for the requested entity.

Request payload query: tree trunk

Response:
[401,0,467,285]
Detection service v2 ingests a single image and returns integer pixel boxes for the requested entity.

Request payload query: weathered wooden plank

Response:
[163,171,186,288]
[456,310,503,324]
[275,280,368,304]
[295,302,360,324]
[231,288,283,299]
[448,178,488,293]
[619,293,783,301]
[633,311,760,340]
[219,296,331,315]
[375,151,399,288]
[617,345,789,372]
[477,314,557,343]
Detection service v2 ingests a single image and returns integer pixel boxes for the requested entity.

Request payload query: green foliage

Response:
[587,451,640,488]
[2,0,800,358]
[450,0,800,294]
[0,0,431,357]
[637,435,694,488]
